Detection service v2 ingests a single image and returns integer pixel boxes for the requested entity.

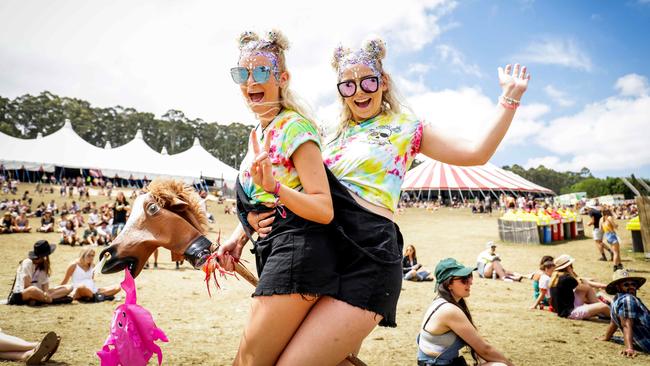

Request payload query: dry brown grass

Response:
[1,185,648,365]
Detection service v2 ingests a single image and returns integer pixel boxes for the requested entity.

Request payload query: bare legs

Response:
[233,294,317,366]
[0,331,37,361]
[234,295,379,366]
[277,297,380,366]
[483,261,522,281]
[20,285,72,303]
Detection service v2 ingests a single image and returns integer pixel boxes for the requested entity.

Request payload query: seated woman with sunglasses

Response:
[217,30,339,365]
[244,38,530,363]
[418,258,513,366]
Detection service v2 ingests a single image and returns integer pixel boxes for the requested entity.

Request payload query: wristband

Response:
[501,95,520,110]
[273,180,281,197]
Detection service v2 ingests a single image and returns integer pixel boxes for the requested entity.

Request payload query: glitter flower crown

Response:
[332,38,387,78]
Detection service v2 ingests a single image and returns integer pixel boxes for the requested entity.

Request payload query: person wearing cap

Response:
[549,254,610,320]
[475,242,522,281]
[7,240,72,305]
[417,258,514,366]
[598,270,649,357]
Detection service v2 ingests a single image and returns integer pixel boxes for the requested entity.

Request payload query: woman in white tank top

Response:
[60,248,120,302]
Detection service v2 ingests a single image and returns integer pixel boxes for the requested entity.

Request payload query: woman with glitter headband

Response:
[246,37,530,364]
[216,30,341,365]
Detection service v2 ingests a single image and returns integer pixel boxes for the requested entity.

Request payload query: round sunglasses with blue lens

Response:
[230,66,272,84]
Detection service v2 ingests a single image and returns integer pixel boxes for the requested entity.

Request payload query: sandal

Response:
[25,331,58,365]
[43,336,61,362]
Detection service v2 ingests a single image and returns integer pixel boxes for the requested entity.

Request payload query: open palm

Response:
[498,63,530,99]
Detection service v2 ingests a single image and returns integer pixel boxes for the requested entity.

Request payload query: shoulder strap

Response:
[422,300,449,331]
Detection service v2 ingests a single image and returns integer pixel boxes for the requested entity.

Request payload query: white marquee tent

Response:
[0,121,238,184]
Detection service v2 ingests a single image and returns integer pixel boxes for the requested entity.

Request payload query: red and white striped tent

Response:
[402,158,554,199]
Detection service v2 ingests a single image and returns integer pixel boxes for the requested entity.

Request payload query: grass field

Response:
[1,184,648,365]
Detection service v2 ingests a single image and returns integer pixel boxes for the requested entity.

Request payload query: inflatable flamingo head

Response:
[97,269,168,366]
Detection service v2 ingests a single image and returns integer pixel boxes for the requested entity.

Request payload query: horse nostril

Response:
[99,245,116,261]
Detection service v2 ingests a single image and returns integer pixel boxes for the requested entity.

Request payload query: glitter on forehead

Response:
[239,40,280,79]
[338,49,380,79]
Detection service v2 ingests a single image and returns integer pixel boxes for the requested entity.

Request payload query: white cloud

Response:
[615,73,649,97]
[435,44,483,78]
[408,63,433,75]
[525,75,650,171]
[405,86,546,147]
[544,85,575,107]
[514,38,593,71]
[0,0,456,125]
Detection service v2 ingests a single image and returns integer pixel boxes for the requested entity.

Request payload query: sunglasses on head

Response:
[337,75,380,98]
[230,66,272,85]
[453,273,473,285]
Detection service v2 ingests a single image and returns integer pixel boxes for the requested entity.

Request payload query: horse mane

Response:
[145,179,208,234]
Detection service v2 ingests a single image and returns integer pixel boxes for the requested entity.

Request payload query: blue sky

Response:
[0,0,649,177]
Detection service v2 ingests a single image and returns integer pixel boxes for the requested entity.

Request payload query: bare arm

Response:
[420,64,529,166]
[60,262,75,285]
[621,318,637,357]
[599,320,618,341]
[530,291,546,309]
[443,306,514,366]
[251,135,333,224]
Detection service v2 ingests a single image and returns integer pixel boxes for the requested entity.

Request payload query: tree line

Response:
[2,91,647,197]
[0,91,251,168]
[502,164,649,199]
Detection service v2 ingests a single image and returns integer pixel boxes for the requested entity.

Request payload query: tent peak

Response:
[36,132,43,139]
[134,129,143,139]
[63,119,72,130]
[193,137,201,147]
[104,141,112,149]
[161,146,168,155]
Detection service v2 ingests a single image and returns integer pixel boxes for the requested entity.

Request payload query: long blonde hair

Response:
[238,30,317,129]
[330,38,406,140]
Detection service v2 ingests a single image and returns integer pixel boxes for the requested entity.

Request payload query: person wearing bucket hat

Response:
[599,270,649,356]
[416,258,514,366]
[7,240,72,306]
[549,254,610,320]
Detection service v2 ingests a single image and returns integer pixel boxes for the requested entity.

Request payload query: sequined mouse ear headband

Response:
[334,39,385,78]
[238,31,281,80]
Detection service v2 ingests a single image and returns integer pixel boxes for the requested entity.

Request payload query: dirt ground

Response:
[1,185,649,365]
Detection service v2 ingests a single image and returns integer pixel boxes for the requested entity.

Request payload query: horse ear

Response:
[169,197,188,211]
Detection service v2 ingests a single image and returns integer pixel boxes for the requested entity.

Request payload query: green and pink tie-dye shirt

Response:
[239,109,321,205]
[323,113,423,212]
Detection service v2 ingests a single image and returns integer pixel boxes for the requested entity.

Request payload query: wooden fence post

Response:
[636,196,650,258]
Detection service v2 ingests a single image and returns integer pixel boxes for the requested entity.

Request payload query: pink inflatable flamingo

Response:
[97,269,168,366]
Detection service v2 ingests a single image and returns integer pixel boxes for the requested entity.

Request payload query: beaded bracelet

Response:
[501,95,520,110]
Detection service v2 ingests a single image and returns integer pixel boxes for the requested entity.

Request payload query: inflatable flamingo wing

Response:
[97,269,168,366]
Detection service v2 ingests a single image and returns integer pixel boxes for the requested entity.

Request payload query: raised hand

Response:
[498,63,530,100]
[250,129,276,193]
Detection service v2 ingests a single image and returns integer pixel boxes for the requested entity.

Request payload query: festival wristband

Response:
[273,181,281,197]
[501,95,520,110]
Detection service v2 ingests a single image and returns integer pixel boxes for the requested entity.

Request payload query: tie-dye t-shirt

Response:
[323,113,423,212]
[239,109,321,205]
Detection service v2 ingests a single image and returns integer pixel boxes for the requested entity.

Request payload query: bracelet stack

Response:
[501,95,520,110]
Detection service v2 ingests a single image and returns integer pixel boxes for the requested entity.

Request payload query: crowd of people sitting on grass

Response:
[405,243,649,360]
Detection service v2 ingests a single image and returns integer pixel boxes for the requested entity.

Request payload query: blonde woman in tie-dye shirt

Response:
[250,37,530,364]
[216,30,339,366]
